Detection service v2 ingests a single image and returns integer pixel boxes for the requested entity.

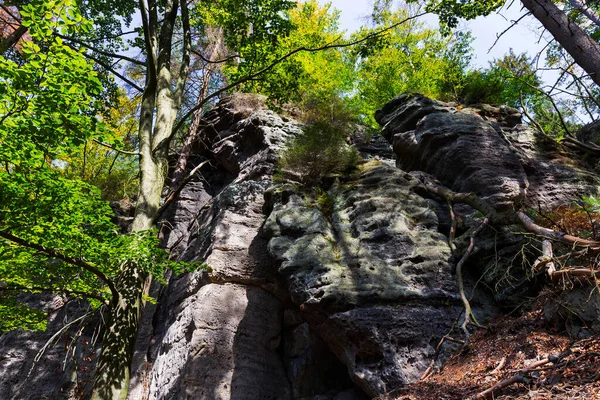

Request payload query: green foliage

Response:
[316,190,335,218]
[0,295,47,332]
[351,9,473,127]
[530,98,581,139]
[581,195,600,212]
[227,0,355,111]
[0,0,185,332]
[406,0,506,34]
[459,51,540,107]
[59,93,141,200]
[278,121,360,185]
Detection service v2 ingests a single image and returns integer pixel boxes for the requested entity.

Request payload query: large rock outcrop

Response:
[263,164,461,397]
[376,93,600,211]
[147,100,367,400]
[4,93,600,400]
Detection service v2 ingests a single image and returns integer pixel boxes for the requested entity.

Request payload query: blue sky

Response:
[323,0,551,70]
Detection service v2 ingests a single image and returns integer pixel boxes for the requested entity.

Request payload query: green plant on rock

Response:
[278,121,360,185]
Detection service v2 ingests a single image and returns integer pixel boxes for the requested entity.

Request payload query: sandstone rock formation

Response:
[376,93,599,211]
[3,93,600,400]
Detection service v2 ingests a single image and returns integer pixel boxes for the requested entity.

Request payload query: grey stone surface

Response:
[505,125,600,210]
[265,163,461,397]
[149,283,291,400]
[392,112,528,209]
[576,120,600,144]
[148,102,363,400]
[0,297,98,400]
[376,93,600,211]
[544,286,600,338]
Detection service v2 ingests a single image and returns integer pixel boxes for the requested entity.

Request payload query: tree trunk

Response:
[90,262,144,400]
[521,0,600,87]
[89,0,189,396]
[568,0,600,28]
[170,28,224,191]
[0,24,27,55]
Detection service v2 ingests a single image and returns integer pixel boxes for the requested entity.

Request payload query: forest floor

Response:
[383,301,600,400]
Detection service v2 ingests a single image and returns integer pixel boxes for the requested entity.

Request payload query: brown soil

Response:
[380,304,600,400]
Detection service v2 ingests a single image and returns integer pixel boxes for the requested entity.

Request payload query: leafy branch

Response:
[0,230,118,301]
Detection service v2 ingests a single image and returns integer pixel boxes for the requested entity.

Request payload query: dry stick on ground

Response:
[475,353,565,399]
[420,317,464,381]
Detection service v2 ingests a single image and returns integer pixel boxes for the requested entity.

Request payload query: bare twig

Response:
[56,33,145,66]
[448,201,458,257]
[92,139,141,156]
[476,353,564,399]
[487,12,531,54]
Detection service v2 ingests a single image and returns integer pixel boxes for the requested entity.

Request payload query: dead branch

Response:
[155,159,211,221]
[418,174,498,221]
[561,136,600,154]
[448,201,458,256]
[420,317,464,381]
[475,353,564,399]
[487,12,531,54]
[491,357,506,374]
[516,211,600,247]
[550,266,600,280]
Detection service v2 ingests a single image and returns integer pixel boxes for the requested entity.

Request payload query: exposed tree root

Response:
[456,216,489,346]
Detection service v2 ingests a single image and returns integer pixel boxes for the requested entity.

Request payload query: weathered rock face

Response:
[376,93,600,211]
[149,283,290,400]
[5,93,600,400]
[0,296,97,400]
[375,93,600,331]
[146,100,367,400]
[148,105,299,400]
[264,164,461,397]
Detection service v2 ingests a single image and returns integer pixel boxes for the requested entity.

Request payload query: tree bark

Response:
[521,0,600,87]
[90,0,187,397]
[568,0,600,28]
[0,24,26,55]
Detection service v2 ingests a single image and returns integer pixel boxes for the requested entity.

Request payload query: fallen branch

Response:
[491,357,506,375]
[475,353,564,399]
[516,211,600,247]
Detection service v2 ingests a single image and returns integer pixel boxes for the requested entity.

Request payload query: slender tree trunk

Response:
[170,28,224,191]
[89,262,144,400]
[521,0,600,87]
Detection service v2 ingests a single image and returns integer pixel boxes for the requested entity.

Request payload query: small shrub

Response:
[316,189,335,218]
[278,122,360,185]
